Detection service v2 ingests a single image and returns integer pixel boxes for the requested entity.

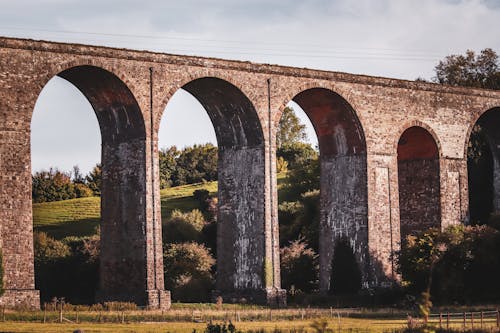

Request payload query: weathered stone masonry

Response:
[1,37,500,309]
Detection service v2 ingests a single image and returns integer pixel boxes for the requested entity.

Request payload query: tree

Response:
[85,164,102,196]
[277,107,307,148]
[32,168,78,203]
[159,146,179,189]
[174,144,218,185]
[433,48,500,90]
[432,49,500,225]
[397,225,500,305]
[72,165,84,183]
[277,142,318,170]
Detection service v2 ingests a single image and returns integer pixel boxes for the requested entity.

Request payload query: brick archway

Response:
[29,66,168,308]
[159,77,281,304]
[278,87,368,293]
[397,126,441,241]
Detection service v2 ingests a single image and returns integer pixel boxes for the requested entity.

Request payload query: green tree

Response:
[159,146,179,189]
[32,168,78,203]
[277,142,318,170]
[433,48,500,89]
[171,144,218,186]
[286,157,320,198]
[85,164,101,196]
[277,107,307,148]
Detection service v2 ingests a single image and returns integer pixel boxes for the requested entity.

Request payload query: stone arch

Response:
[395,120,443,159]
[27,59,142,122]
[275,82,366,132]
[276,86,368,293]
[397,125,441,242]
[463,105,500,159]
[31,65,154,306]
[159,76,269,303]
[156,71,262,131]
[465,106,500,224]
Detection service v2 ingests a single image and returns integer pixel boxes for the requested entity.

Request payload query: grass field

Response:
[0,317,409,333]
[32,173,288,239]
[33,181,218,239]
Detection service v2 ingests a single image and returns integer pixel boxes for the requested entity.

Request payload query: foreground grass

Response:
[0,317,408,333]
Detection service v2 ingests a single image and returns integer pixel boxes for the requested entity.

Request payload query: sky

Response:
[1,0,499,175]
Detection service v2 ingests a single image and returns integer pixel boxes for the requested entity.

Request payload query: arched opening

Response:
[280,88,368,294]
[397,126,441,241]
[159,77,266,302]
[467,107,500,225]
[31,75,101,304]
[276,101,320,296]
[31,65,148,305]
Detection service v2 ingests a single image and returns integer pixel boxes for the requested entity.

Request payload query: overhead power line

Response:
[0,25,449,63]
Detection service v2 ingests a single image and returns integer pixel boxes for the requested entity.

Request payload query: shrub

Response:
[280,238,318,293]
[34,233,99,304]
[163,209,206,244]
[397,225,500,304]
[163,242,215,302]
[34,232,70,262]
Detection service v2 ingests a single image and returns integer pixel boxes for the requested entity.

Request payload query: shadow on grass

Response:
[34,218,100,240]
[161,196,203,218]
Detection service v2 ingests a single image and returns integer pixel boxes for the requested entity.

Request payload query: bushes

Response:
[280,238,318,293]
[397,224,500,304]
[34,232,99,304]
[163,209,207,243]
[163,242,215,302]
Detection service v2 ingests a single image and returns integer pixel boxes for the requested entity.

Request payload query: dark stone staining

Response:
[319,155,368,291]
[59,66,149,305]
[398,126,441,241]
[292,88,368,292]
[182,78,266,295]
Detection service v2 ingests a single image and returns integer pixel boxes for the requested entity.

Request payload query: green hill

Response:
[33,181,218,239]
[33,174,289,240]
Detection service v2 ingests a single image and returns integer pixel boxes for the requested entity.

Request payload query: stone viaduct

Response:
[0,37,499,309]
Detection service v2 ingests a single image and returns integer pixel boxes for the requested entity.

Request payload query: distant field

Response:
[32,174,291,240]
[33,181,218,239]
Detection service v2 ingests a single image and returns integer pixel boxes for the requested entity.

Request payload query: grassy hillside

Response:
[33,174,287,240]
[33,181,218,239]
